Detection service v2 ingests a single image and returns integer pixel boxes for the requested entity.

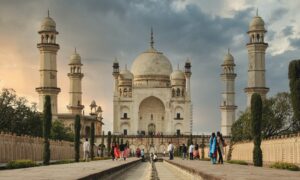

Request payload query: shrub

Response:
[227,160,248,165]
[6,160,36,169]
[270,162,300,171]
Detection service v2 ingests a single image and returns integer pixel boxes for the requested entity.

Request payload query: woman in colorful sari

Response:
[114,143,120,160]
[209,132,217,164]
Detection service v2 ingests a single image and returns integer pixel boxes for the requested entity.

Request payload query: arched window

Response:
[172,89,175,97]
[119,88,122,96]
[50,35,54,43]
[46,34,49,43]
[176,88,180,96]
[256,34,260,42]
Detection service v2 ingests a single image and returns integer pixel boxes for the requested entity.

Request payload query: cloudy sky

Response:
[0,0,299,134]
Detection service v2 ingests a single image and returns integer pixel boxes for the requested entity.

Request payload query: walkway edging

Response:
[78,159,141,180]
[164,159,222,180]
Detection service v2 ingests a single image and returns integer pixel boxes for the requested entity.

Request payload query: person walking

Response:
[141,149,145,161]
[194,144,199,160]
[217,131,225,164]
[167,142,174,160]
[119,143,125,160]
[209,132,217,164]
[83,138,90,162]
[188,142,194,160]
[182,144,187,160]
[114,143,120,160]
[111,143,116,161]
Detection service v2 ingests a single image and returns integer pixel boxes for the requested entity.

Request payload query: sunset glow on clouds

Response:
[1,0,300,133]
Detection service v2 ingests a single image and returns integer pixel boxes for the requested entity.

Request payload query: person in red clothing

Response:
[114,143,120,160]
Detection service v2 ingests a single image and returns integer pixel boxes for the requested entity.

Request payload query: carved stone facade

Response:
[113,31,192,135]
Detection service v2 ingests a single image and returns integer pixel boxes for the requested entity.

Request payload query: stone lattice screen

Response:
[0,132,83,163]
[230,133,300,164]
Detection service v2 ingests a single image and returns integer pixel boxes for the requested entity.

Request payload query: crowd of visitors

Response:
[110,142,130,161]
[83,132,226,165]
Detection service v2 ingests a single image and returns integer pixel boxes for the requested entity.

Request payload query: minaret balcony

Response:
[36,87,61,94]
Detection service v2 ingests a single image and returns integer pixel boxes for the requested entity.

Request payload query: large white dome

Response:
[131,48,173,77]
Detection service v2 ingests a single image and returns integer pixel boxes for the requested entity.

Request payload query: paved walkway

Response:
[0,158,140,180]
[121,162,151,180]
[156,161,194,180]
[164,158,300,180]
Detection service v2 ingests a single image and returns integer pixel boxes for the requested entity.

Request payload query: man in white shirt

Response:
[167,142,174,160]
[83,138,90,162]
[189,142,194,160]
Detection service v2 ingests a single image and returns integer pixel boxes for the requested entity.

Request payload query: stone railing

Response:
[230,133,300,164]
[0,132,81,163]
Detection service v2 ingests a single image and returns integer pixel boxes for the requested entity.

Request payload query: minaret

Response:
[245,10,269,106]
[112,58,120,96]
[220,50,237,136]
[36,11,60,115]
[184,59,192,100]
[184,59,192,134]
[67,49,84,115]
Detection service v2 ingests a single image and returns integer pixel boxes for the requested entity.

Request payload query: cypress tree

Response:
[288,60,300,130]
[107,131,112,155]
[43,95,52,165]
[100,131,104,157]
[74,115,81,162]
[251,93,263,167]
[90,122,95,160]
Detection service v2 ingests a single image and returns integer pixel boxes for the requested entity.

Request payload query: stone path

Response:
[164,158,300,180]
[156,161,195,180]
[0,158,140,180]
[121,162,151,180]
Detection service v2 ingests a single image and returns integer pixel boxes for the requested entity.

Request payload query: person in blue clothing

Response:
[209,132,217,164]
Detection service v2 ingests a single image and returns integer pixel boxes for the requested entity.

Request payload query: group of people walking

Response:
[209,131,226,164]
[111,142,130,161]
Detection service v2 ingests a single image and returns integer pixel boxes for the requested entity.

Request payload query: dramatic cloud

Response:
[0,0,299,133]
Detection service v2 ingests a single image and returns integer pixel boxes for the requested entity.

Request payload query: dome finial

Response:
[256,8,258,16]
[177,64,179,70]
[150,27,154,48]
[228,48,230,54]
[75,47,77,53]
[125,64,127,70]
[48,9,50,17]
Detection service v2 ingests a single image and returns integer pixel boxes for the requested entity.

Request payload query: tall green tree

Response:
[43,95,52,165]
[288,60,300,130]
[231,92,293,142]
[107,131,112,155]
[251,93,263,167]
[51,120,74,142]
[0,88,42,136]
[74,115,81,162]
[90,122,95,160]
